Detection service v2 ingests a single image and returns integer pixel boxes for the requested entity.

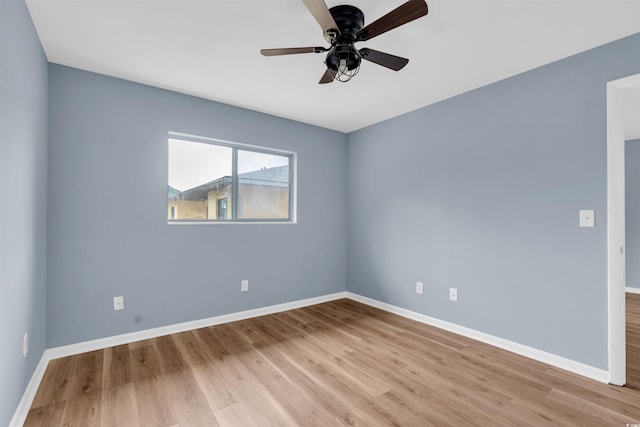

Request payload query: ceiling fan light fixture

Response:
[335,59,360,82]
[326,43,361,82]
[261,0,428,84]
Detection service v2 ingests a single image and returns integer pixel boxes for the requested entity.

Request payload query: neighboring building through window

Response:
[217,198,228,220]
[168,134,295,222]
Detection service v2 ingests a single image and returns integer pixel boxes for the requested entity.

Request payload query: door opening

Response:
[607,73,640,386]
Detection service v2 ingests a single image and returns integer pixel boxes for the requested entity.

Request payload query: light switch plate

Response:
[579,210,595,228]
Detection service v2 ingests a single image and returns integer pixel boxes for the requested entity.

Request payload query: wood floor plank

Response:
[249,331,359,419]
[26,297,640,426]
[153,334,219,426]
[59,350,103,426]
[200,324,279,395]
[233,382,299,427]
[284,317,394,397]
[30,356,75,409]
[261,376,340,427]
[216,322,283,386]
[345,348,517,426]
[23,401,67,427]
[130,345,178,426]
[213,401,269,427]
[192,330,259,400]
[99,382,139,427]
[160,367,220,426]
[102,344,133,389]
[172,330,238,412]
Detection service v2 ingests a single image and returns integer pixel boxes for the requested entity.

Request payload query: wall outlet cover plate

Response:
[113,296,124,310]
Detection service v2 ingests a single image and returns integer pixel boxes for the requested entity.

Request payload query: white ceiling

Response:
[26,0,640,133]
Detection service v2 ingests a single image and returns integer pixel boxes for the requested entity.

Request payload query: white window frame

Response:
[168,131,297,224]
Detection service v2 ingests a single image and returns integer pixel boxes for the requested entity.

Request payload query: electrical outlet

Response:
[23,333,28,357]
[449,288,458,302]
[416,282,423,294]
[241,280,249,292]
[113,296,124,311]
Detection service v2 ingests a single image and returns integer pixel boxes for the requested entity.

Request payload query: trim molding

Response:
[626,286,640,294]
[346,292,610,384]
[47,292,348,360]
[10,291,347,425]
[9,352,50,427]
[12,289,612,424]
[606,74,640,386]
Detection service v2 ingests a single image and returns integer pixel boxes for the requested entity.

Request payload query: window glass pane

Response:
[237,150,290,219]
[168,139,232,220]
[167,136,294,223]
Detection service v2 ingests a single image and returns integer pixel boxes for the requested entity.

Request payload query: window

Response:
[168,134,295,223]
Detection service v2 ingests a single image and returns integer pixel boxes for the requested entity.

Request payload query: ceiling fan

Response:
[260,0,429,84]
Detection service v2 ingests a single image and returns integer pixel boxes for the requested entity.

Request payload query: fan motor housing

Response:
[326,44,360,72]
[326,5,364,72]
[329,5,364,42]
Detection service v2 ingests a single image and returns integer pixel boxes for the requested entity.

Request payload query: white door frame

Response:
[607,72,640,385]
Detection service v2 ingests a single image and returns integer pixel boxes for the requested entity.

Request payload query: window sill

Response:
[167,220,297,225]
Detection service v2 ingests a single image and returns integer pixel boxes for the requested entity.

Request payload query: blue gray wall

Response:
[0,0,48,424]
[47,65,348,347]
[347,33,640,370]
[626,139,640,290]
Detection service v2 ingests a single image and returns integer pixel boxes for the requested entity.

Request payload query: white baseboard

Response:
[10,352,50,427]
[626,286,640,294]
[346,292,610,384]
[46,291,348,360]
[11,291,348,424]
[12,289,612,425]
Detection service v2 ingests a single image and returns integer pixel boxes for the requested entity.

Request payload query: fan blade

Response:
[360,48,409,71]
[303,0,340,37]
[319,68,336,84]
[356,0,428,42]
[261,47,327,56]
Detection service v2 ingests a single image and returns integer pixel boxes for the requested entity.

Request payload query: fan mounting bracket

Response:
[324,28,339,44]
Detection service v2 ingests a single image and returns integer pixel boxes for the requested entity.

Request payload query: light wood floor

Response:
[25,296,640,426]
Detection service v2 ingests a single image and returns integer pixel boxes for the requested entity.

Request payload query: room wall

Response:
[626,139,640,290]
[0,0,49,424]
[47,65,348,347]
[347,33,640,370]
